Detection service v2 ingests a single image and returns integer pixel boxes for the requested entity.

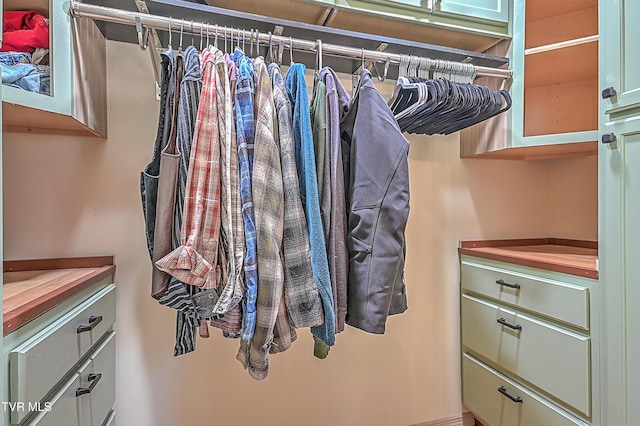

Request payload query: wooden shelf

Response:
[524,79,597,137]
[523,40,597,137]
[3,257,116,335]
[459,238,598,279]
[524,41,597,88]
[525,6,597,49]
[525,0,596,23]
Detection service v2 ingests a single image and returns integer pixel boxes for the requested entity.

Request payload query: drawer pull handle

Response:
[497,317,522,331]
[496,279,520,289]
[76,373,102,397]
[498,386,523,403]
[77,315,103,333]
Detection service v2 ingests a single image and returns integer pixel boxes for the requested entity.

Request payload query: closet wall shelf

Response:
[73,0,511,80]
[3,256,116,335]
[524,35,598,56]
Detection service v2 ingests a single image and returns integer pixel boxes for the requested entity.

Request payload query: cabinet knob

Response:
[602,132,617,144]
[602,86,617,99]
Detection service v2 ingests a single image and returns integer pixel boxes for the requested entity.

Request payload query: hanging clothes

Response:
[231,48,259,345]
[210,52,244,337]
[311,79,327,201]
[156,46,204,355]
[342,69,410,334]
[269,62,324,332]
[237,57,285,380]
[139,33,417,373]
[285,63,336,354]
[141,49,175,300]
[210,47,244,321]
[156,46,220,289]
[319,67,350,333]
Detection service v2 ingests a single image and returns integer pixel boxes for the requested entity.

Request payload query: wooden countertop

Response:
[3,256,116,335]
[458,238,598,279]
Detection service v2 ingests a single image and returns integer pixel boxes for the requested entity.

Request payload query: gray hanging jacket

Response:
[341,70,410,334]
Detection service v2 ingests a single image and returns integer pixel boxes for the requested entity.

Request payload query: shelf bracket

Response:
[135,0,162,100]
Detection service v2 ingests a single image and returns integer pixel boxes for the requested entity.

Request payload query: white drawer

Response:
[461,258,590,330]
[9,284,116,424]
[462,354,589,426]
[24,332,116,426]
[23,369,82,426]
[461,294,591,416]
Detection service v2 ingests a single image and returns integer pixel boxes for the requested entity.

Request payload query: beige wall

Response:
[2,41,597,426]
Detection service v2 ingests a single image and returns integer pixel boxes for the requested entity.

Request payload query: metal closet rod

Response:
[69,0,513,79]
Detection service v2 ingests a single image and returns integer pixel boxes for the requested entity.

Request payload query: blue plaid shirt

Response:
[232,48,258,342]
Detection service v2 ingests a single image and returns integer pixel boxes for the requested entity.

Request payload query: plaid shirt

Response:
[203,47,245,316]
[237,58,286,380]
[232,48,259,342]
[156,48,221,290]
[269,63,324,330]
[210,54,244,337]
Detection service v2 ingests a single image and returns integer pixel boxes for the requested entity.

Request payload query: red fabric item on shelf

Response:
[1,11,49,52]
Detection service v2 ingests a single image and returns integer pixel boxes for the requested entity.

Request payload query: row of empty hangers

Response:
[389,54,512,135]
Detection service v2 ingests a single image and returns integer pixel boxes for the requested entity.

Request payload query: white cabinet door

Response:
[435,0,509,23]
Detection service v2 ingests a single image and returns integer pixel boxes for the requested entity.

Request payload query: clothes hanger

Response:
[289,36,294,65]
[277,40,284,65]
[256,30,260,56]
[167,18,173,51]
[199,23,203,51]
[373,57,390,82]
[190,21,194,47]
[394,56,430,121]
[178,19,184,54]
[316,39,323,73]
[388,54,411,109]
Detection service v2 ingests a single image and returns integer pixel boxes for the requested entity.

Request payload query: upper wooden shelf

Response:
[3,256,116,335]
[525,0,596,23]
[525,6,597,50]
[458,238,598,279]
